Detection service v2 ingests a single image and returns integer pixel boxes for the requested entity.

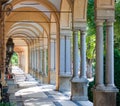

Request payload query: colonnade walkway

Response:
[8,66,93,106]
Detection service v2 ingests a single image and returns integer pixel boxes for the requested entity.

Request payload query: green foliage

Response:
[115,1,120,48]
[86,34,96,59]
[88,80,95,102]
[86,0,96,60]
[87,0,96,36]
[11,52,18,66]
[0,102,16,106]
[114,49,120,106]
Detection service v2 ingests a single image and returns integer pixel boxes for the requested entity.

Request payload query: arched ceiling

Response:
[4,0,73,50]
[4,0,62,46]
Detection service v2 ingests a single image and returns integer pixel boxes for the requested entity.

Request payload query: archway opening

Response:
[10,52,18,66]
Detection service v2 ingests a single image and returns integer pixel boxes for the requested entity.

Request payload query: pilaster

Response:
[50,37,56,84]
[59,29,72,92]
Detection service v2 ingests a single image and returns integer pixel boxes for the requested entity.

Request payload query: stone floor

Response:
[8,66,93,106]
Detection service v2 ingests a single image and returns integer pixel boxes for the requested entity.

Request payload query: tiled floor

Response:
[8,66,93,106]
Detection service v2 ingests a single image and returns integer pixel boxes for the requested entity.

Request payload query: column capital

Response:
[106,19,115,26]
[96,20,105,26]
[50,38,56,43]
[60,29,72,37]
[73,21,87,31]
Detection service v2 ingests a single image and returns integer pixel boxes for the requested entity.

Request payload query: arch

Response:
[5,7,50,37]
[60,0,72,28]
[73,0,88,22]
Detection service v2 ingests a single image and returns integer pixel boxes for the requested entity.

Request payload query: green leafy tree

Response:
[11,52,18,66]
[86,0,96,78]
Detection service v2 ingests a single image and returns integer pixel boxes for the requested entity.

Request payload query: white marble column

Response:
[106,20,115,88]
[73,31,79,78]
[95,20,104,89]
[80,30,87,78]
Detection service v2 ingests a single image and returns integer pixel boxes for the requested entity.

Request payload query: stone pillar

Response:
[95,20,104,89]
[106,20,115,88]
[40,48,43,73]
[71,30,79,79]
[37,47,40,80]
[42,49,48,83]
[48,38,51,84]
[71,29,88,101]
[59,29,72,91]
[71,30,80,100]
[35,47,38,78]
[29,46,32,74]
[93,20,119,106]
[43,49,47,76]
[31,48,34,75]
[50,38,56,84]
[78,29,89,100]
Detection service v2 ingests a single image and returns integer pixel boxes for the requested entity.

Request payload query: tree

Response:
[86,0,96,78]
[11,52,18,66]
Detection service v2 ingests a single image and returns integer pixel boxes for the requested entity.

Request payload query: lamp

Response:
[6,37,14,54]
[5,38,14,74]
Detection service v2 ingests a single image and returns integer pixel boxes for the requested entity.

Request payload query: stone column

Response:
[59,29,72,91]
[95,20,104,89]
[77,29,89,100]
[80,30,86,78]
[48,38,51,84]
[50,38,56,84]
[31,47,34,76]
[51,39,56,71]
[40,48,43,73]
[29,46,32,74]
[42,49,48,83]
[37,47,40,80]
[106,20,115,88]
[72,30,79,79]
[93,20,119,106]
[44,49,47,76]
[71,30,80,100]
[31,48,34,70]
[71,29,88,101]
[35,47,38,78]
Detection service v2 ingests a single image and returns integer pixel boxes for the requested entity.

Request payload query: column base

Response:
[50,71,56,84]
[59,74,72,92]
[95,84,105,90]
[39,72,43,83]
[71,77,89,101]
[42,75,48,84]
[93,88,119,106]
